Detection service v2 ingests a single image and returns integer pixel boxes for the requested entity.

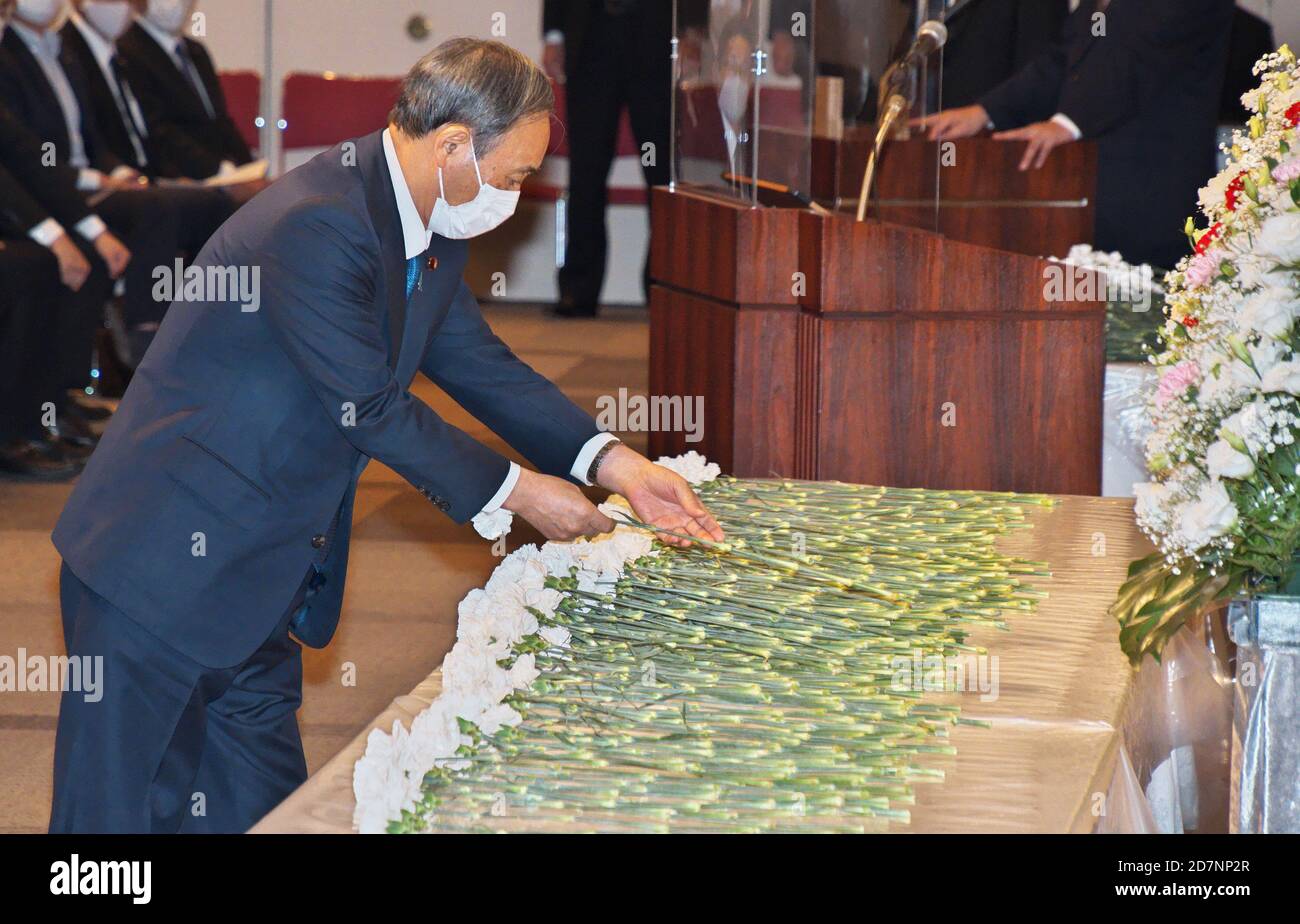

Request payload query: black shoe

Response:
[0,439,81,481]
[67,391,113,422]
[550,295,599,318]
[40,432,93,463]
[49,410,100,450]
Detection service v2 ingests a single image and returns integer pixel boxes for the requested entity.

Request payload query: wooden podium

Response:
[647,171,1106,495]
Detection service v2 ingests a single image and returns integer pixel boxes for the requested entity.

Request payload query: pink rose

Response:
[1274,157,1300,184]
[1156,360,1200,407]
[1185,250,1223,289]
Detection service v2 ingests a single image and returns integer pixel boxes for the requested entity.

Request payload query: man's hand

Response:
[994,119,1076,171]
[595,444,725,549]
[503,468,615,541]
[912,104,990,141]
[49,233,92,292]
[92,231,132,279]
[542,40,565,83]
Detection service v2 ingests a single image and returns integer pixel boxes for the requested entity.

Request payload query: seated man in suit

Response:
[0,167,87,480]
[0,0,223,363]
[61,1,236,233]
[117,0,253,180]
[50,38,725,834]
[918,0,1235,269]
[0,94,121,446]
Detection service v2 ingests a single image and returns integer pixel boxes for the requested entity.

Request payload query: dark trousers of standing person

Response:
[558,5,671,313]
[50,561,310,833]
[0,239,62,441]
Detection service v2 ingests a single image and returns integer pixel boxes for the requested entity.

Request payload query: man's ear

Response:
[431,123,473,169]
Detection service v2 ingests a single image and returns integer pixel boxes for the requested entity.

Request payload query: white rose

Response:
[1133,481,1172,521]
[1257,212,1300,266]
[1178,480,1237,548]
[1260,359,1300,395]
[1205,439,1255,479]
[1238,287,1299,340]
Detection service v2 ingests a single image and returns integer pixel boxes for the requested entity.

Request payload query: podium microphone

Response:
[858,20,950,223]
[899,20,950,75]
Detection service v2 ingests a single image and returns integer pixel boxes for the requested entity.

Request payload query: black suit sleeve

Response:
[0,160,52,237]
[978,36,1068,129]
[1013,0,1069,68]
[0,103,94,229]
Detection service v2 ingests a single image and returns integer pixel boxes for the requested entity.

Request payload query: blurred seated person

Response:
[61,2,237,225]
[0,153,109,476]
[118,0,256,183]
[0,0,227,363]
[916,0,1234,270]
[0,94,124,440]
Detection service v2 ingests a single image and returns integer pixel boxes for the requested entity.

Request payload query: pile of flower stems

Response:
[401,478,1054,834]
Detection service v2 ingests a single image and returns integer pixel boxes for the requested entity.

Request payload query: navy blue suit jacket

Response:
[53,129,601,668]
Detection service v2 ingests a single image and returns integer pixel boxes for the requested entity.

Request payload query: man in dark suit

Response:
[541,0,707,317]
[940,0,1070,108]
[1219,4,1275,124]
[50,38,724,833]
[919,0,1235,269]
[117,0,252,180]
[0,0,232,365]
[0,167,85,480]
[61,4,237,242]
[0,91,120,448]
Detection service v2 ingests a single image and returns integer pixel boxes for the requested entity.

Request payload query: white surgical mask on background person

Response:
[81,0,133,40]
[429,138,520,240]
[15,0,67,29]
[144,0,193,35]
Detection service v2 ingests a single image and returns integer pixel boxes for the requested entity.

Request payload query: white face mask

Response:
[15,0,67,29]
[145,0,193,35]
[81,0,133,41]
[429,138,520,240]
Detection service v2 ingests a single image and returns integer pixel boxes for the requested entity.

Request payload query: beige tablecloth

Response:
[251,495,1149,834]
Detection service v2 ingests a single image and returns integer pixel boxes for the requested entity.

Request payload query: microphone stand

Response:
[855,91,910,223]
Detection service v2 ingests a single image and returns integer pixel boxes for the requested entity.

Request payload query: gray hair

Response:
[390,38,554,154]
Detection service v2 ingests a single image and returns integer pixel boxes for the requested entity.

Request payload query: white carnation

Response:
[1257,212,1300,266]
[1205,439,1255,479]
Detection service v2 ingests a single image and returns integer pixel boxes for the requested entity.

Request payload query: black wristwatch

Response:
[586,437,623,486]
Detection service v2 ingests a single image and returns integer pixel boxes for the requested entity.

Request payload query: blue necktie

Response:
[406,256,420,299]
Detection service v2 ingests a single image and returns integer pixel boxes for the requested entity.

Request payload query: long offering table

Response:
[251,494,1149,834]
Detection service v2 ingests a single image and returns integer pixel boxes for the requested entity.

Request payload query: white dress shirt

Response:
[9,22,108,244]
[380,129,618,515]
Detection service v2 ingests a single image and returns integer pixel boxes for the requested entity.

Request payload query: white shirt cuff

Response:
[1051,113,1083,141]
[29,218,66,247]
[480,462,521,514]
[571,433,620,486]
[544,30,564,44]
[75,215,108,241]
[77,168,104,191]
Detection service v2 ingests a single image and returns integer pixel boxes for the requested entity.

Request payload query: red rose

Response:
[1226,174,1246,211]
[1182,316,1199,329]
[1287,102,1300,127]
[1194,223,1223,255]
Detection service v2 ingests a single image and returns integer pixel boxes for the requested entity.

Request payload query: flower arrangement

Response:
[353,453,1053,834]
[1112,47,1300,664]
[1050,244,1168,362]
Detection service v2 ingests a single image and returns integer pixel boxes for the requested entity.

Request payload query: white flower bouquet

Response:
[1113,46,1300,663]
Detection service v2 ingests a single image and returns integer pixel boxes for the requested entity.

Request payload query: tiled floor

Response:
[0,302,648,833]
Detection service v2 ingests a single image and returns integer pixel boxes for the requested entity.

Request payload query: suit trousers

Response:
[558,6,672,306]
[49,562,310,833]
[0,239,61,440]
